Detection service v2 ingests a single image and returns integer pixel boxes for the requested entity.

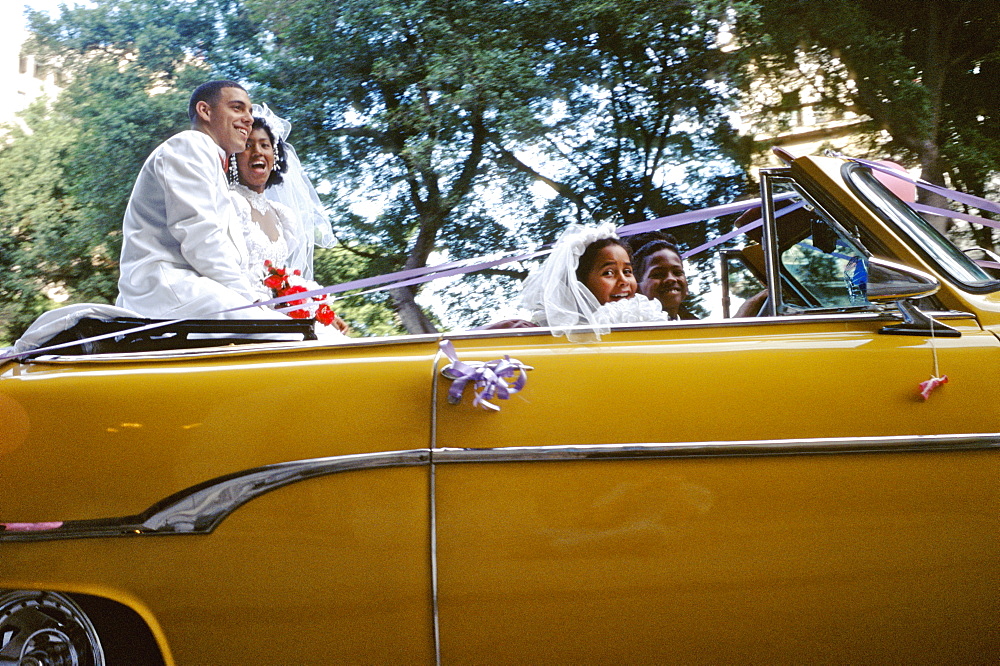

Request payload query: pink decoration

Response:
[873,160,917,202]
[1,521,63,532]
[918,375,948,401]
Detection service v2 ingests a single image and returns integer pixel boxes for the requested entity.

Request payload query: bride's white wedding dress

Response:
[232,184,344,337]
[232,184,299,301]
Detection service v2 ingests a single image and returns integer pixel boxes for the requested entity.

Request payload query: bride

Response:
[227,105,347,332]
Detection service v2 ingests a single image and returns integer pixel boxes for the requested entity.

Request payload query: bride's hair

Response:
[226,117,288,188]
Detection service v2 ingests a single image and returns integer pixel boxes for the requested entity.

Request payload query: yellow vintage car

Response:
[1,154,999,665]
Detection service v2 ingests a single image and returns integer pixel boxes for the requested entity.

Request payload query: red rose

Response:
[287,309,312,319]
[315,303,337,325]
[282,284,309,307]
[263,275,286,291]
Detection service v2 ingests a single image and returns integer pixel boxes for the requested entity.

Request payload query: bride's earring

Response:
[229,158,239,183]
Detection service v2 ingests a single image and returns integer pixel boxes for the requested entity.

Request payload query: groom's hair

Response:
[188,80,246,124]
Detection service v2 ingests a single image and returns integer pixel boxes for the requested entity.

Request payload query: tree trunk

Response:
[390,286,438,334]
[916,139,950,233]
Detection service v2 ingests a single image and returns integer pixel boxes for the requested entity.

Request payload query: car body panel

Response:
[436,317,998,445]
[432,321,1000,662]
[1,340,439,663]
[0,340,438,519]
[1,466,435,663]
[433,451,1000,663]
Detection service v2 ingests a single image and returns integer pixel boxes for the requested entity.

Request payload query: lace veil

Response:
[519,222,615,339]
[519,221,670,340]
[253,103,336,279]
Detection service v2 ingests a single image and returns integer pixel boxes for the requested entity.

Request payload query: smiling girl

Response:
[519,222,668,339]
[575,238,637,304]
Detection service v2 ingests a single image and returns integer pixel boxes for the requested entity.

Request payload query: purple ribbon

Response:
[848,157,1000,215]
[439,340,531,411]
[909,203,1000,230]
[615,193,793,238]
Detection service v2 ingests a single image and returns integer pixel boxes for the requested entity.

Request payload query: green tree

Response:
[493,0,748,307]
[10,0,754,336]
[0,102,89,342]
[241,0,556,332]
[734,0,1000,243]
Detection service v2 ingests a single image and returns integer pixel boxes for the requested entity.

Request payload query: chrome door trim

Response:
[760,168,789,317]
[5,433,997,543]
[442,309,978,341]
[433,432,1000,464]
[0,449,430,542]
[429,345,444,666]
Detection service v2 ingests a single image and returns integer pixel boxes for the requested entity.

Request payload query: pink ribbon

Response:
[918,375,948,401]
[0,521,63,532]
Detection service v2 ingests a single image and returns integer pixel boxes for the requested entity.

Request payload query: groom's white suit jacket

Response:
[116,130,281,320]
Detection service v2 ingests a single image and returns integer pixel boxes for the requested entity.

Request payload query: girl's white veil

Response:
[519,221,668,340]
[519,222,617,339]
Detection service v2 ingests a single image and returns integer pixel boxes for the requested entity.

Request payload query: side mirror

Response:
[864,258,960,337]
[865,257,940,303]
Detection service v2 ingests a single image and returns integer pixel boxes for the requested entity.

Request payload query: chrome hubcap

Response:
[0,591,104,666]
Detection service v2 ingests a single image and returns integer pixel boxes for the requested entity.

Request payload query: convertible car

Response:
[2,154,999,664]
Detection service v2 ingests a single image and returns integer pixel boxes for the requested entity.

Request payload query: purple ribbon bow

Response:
[439,340,532,411]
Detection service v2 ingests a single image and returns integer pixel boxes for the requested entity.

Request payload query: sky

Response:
[3,1,74,46]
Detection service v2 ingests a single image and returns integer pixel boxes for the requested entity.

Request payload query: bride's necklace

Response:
[235,184,272,215]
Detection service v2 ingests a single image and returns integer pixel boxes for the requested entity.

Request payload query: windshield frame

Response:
[842,162,1000,294]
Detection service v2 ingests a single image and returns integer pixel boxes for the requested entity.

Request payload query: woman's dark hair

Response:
[628,231,682,281]
[226,117,287,189]
[575,237,630,284]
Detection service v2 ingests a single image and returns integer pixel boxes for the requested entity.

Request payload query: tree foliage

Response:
[240,0,746,330]
[733,0,1000,243]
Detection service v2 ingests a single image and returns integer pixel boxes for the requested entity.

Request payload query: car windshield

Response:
[844,163,1000,293]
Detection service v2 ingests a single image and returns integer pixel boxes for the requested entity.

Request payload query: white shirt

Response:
[116,130,284,320]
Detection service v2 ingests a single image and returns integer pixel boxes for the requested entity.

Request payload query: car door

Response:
[1,337,440,663]
[430,170,1000,662]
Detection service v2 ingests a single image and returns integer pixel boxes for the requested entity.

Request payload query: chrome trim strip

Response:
[443,309,977,340]
[24,311,980,364]
[433,433,1000,464]
[0,450,430,543]
[6,433,997,543]
[25,333,444,364]
[429,347,442,666]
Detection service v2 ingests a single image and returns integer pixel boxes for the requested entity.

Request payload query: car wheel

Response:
[0,589,105,665]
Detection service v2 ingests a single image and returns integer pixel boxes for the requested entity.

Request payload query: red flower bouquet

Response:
[263,260,339,325]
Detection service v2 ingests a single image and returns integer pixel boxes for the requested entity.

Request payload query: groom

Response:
[116,80,283,319]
